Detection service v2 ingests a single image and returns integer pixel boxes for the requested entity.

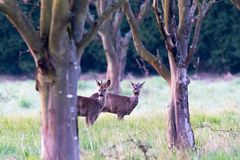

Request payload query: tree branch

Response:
[136,0,151,24]
[177,0,192,60]
[71,0,88,45]
[123,1,171,84]
[185,0,219,66]
[76,0,127,58]
[195,123,240,135]
[152,0,178,65]
[0,0,42,62]
[40,0,52,39]
[185,0,203,66]
[86,10,95,27]
[163,0,177,39]
[118,0,150,48]
[201,0,220,17]
[231,0,240,9]
[152,0,174,49]
[112,10,124,36]
[49,0,70,55]
[69,0,75,11]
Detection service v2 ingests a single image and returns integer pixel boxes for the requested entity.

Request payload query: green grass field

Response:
[0,76,240,159]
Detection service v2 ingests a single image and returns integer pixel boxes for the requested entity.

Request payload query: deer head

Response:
[130,81,145,96]
[96,79,111,103]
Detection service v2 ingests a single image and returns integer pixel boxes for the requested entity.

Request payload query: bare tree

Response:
[90,0,150,93]
[0,0,126,159]
[231,0,240,9]
[123,0,217,150]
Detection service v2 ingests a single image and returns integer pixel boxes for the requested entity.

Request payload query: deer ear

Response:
[139,81,145,88]
[130,81,134,87]
[105,79,111,87]
[96,80,101,86]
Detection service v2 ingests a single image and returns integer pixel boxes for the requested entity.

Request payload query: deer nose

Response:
[134,91,139,95]
[99,94,104,97]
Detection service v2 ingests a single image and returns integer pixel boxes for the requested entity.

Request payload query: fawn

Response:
[77,79,111,126]
[91,81,144,120]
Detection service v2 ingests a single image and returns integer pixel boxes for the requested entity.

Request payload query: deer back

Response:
[77,96,101,117]
[104,94,133,113]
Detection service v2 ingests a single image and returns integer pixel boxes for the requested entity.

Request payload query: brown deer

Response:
[91,81,144,120]
[77,79,111,126]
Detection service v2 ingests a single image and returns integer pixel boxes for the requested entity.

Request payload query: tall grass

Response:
[0,76,240,159]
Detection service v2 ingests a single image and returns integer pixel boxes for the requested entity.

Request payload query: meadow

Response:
[0,75,240,160]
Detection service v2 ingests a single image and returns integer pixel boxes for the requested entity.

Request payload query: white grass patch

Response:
[1,76,240,116]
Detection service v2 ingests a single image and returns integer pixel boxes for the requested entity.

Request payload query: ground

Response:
[0,74,240,159]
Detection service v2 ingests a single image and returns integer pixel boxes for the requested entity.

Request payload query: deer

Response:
[77,79,111,126]
[91,81,144,120]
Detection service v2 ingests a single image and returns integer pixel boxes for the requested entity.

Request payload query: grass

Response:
[0,76,240,159]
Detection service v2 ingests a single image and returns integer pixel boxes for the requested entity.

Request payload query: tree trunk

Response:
[0,0,128,159]
[118,50,127,80]
[167,66,195,150]
[106,60,121,94]
[39,44,80,159]
[99,27,121,94]
[117,31,130,81]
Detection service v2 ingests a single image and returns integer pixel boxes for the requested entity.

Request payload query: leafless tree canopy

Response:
[123,0,218,150]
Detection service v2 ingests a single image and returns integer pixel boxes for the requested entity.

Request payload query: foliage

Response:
[194,0,240,73]
[0,0,240,75]
[0,0,39,76]
[0,13,29,75]
[81,40,106,73]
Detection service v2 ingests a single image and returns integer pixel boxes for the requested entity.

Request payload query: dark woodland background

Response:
[0,0,240,76]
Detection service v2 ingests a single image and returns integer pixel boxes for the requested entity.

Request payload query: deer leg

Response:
[85,117,90,126]
[117,113,124,120]
[89,114,99,126]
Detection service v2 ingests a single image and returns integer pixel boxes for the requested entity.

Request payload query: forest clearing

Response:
[1,75,240,159]
[1,0,240,159]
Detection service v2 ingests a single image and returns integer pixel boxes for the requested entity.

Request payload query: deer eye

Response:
[103,89,106,92]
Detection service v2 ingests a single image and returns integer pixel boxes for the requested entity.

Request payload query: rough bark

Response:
[39,44,80,159]
[97,0,121,93]
[167,64,195,150]
[102,31,121,93]
[123,1,171,84]
[124,0,216,151]
[77,0,128,57]
[0,0,127,159]
[95,0,150,93]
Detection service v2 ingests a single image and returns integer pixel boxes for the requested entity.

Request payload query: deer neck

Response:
[131,94,139,104]
[97,95,105,106]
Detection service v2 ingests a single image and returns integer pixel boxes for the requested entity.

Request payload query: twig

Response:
[195,123,240,136]
[135,58,149,77]
[28,2,39,21]
[101,137,156,160]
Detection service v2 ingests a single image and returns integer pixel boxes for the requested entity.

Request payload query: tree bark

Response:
[96,0,150,93]
[123,1,171,84]
[118,33,129,80]
[37,42,80,159]
[40,67,80,159]
[124,0,200,151]
[97,0,121,93]
[1,0,127,159]
[167,65,195,150]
